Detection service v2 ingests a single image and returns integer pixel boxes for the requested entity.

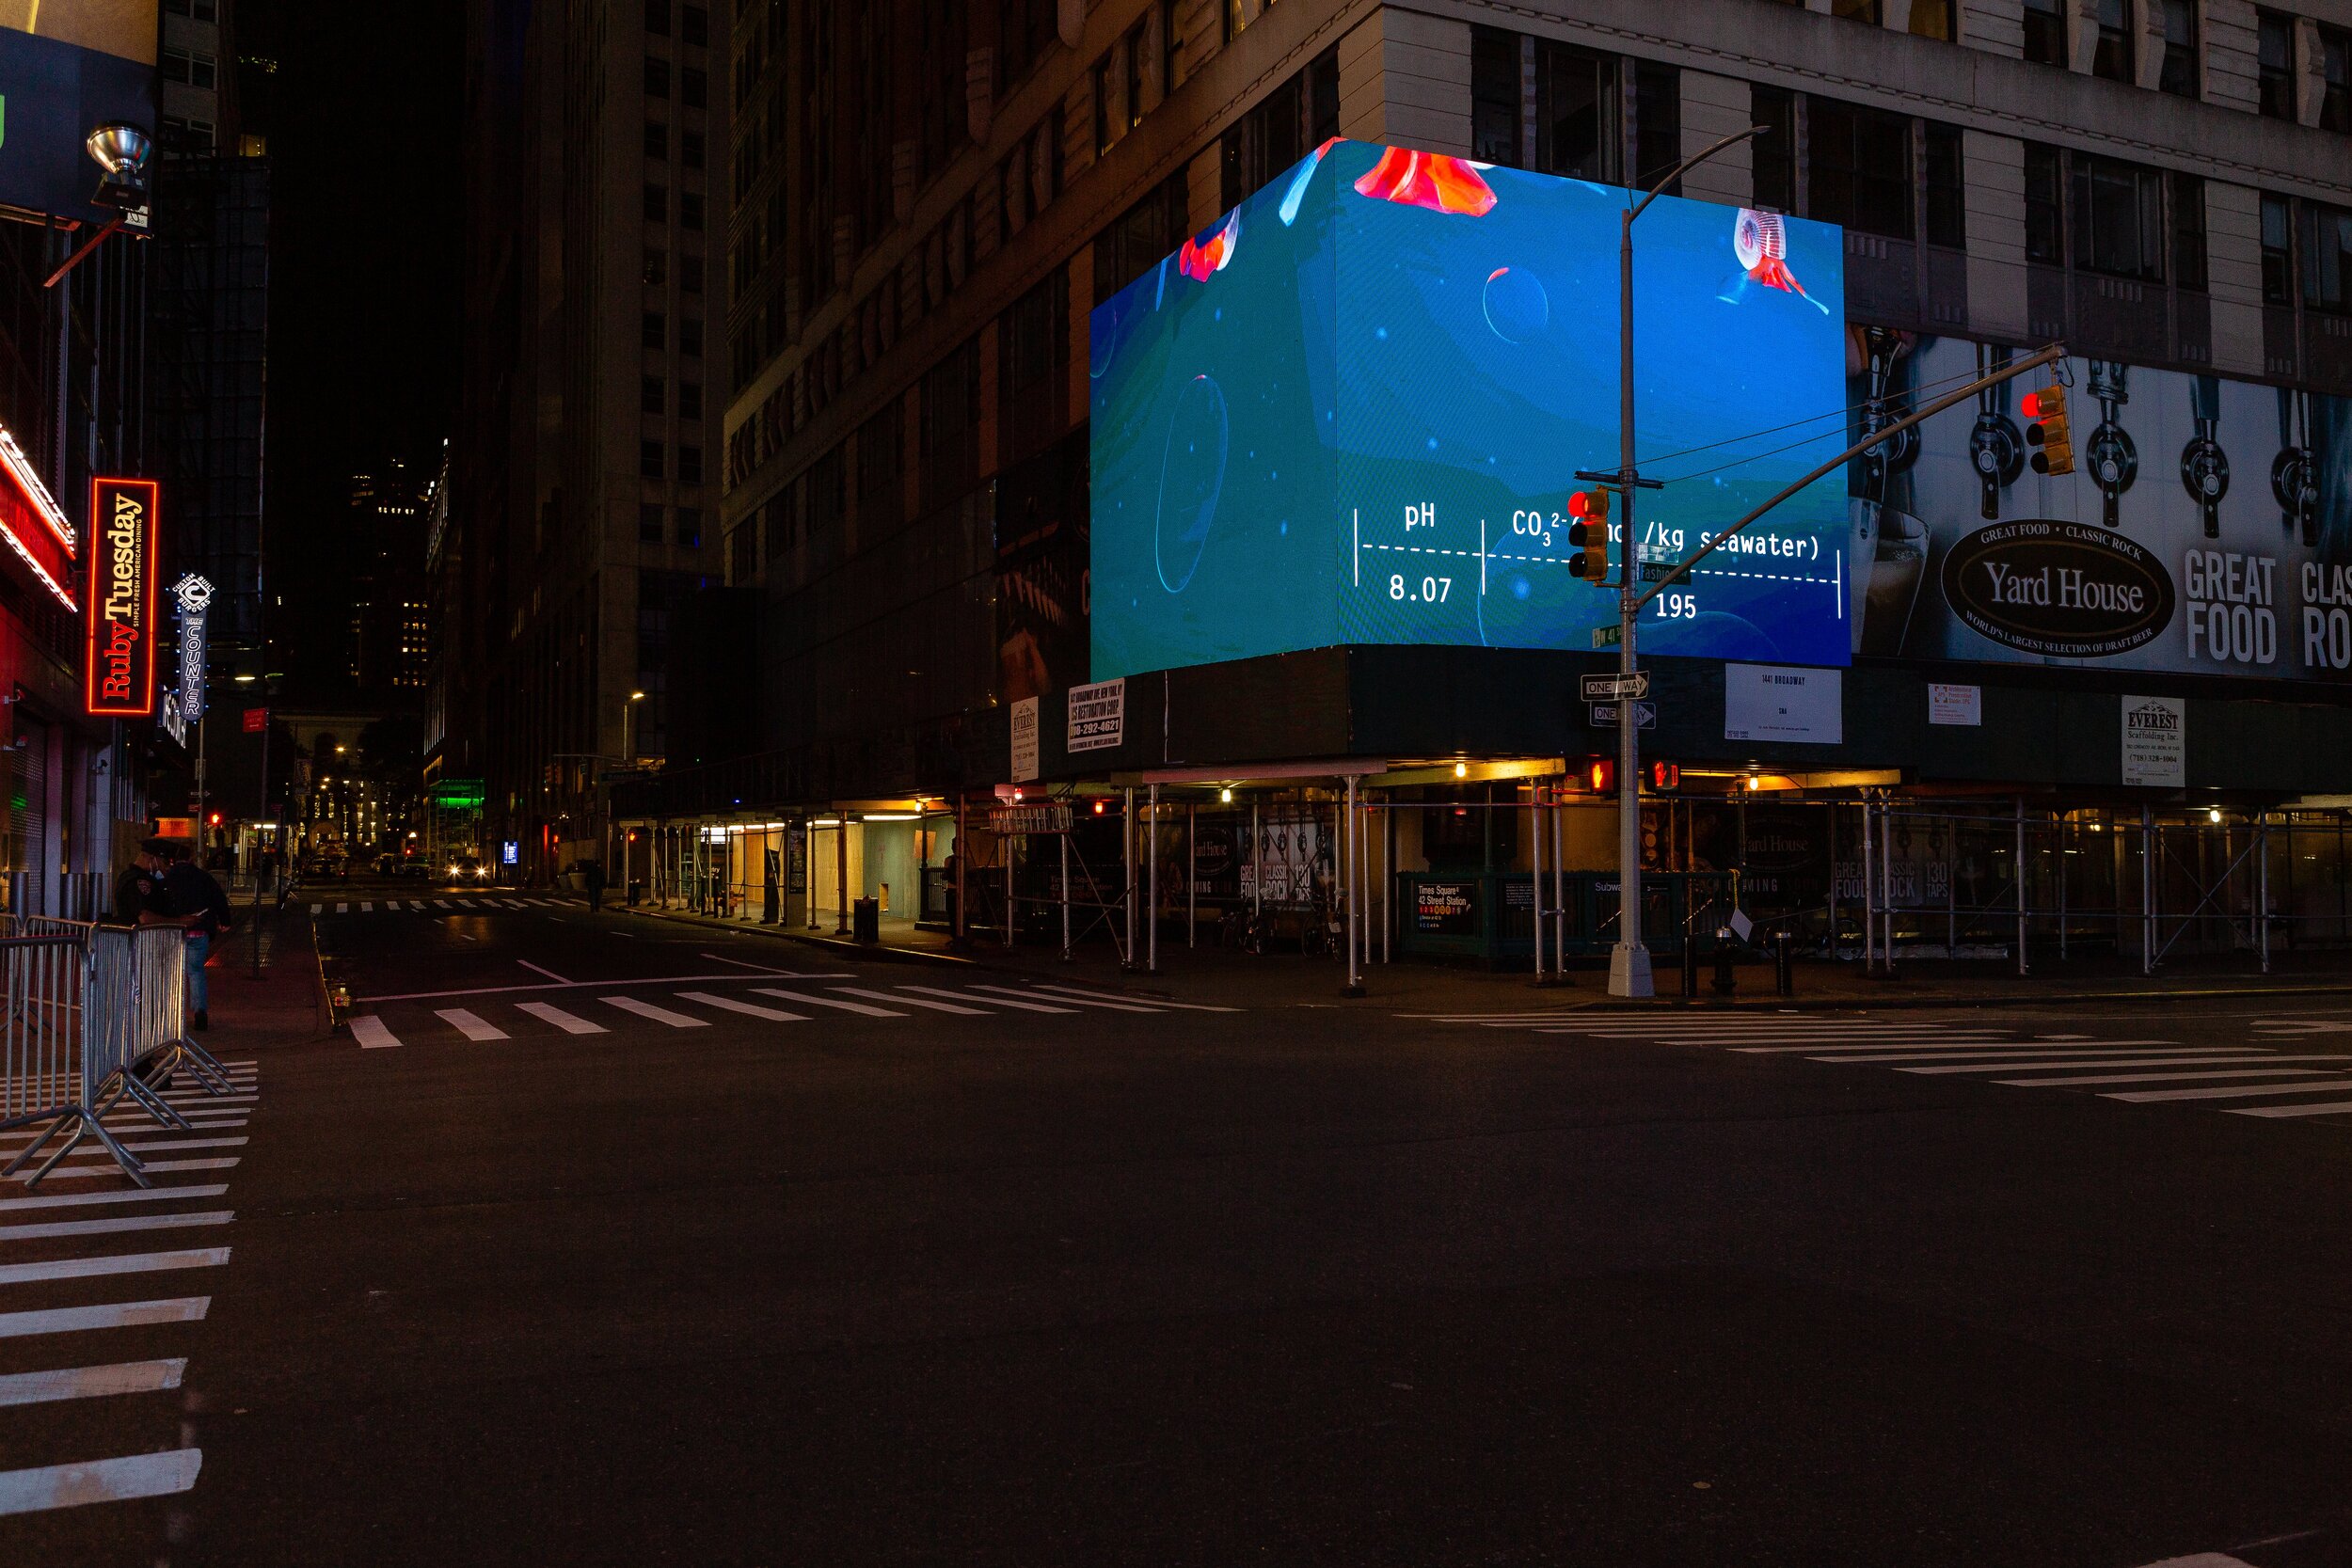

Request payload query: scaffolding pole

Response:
[1060,829,1072,962]
[1343,773,1363,997]
[2258,810,2272,974]
[2141,804,2156,975]
[1187,802,1197,949]
[2015,796,2029,976]
[1147,784,1159,974]
[1122,786,1136,970]
[1530,790,1548,984]
[1861,799,1877,974]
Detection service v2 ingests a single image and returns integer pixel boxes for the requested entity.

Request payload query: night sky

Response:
[244,0,464,700]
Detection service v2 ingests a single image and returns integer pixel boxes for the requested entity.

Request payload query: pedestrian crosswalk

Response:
[347,976,1234,1049]
[310,895,574,916]
[1400,1009,2352,1125]
[0,1059,259,1518]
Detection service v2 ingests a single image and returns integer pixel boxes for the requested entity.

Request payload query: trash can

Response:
[852,896,881,943]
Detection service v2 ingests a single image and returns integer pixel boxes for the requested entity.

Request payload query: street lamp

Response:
[623,690,646,766]
[1596,124,1771,1000]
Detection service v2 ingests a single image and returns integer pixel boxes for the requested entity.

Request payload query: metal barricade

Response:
[0,923,235,1189]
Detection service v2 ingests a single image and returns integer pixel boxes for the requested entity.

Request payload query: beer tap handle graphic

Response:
[2271,388,2319,546]
[1968,342,2024,522]
[2178,374,2229,540]
[2086,359,2137,531]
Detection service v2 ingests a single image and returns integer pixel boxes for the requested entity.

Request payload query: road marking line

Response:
[515,1002,607,1035]
[920,985,1081,1013]
[0,1297,209,1338]
[0,1358,185,1408]
[42,1158,240,1180]
[2251,1020,2352,1034]
[433,899,453,909]
[1997,1069,2335,1087]
[359,901,373,912]
[435,1008,508,1041]
[751,988,905,1017]
[675,991,806,1022]
[0,1183,230,1214]
[308,903,321,915]
[840,986,985,1015]
[0,1212,235,1243]
[335,903,348,914]
[1797,1046,2259,1063]
[600,996,708,1028]
[2037,1034,2094,1040]
[2107,1079,2352,1101]
[452,898,475,908]
[0,1448,202,1513]
[354,971,857,1004]
[2228,1099,2352,1117]
[2130,1554,2259,1567]
[118,1137,247,1153]
[697,952,805,974]
[349,1016,402,1049]
[0,1248,230,1285]
[1026,983,1237,1013]
[1901,1054,2344,1076]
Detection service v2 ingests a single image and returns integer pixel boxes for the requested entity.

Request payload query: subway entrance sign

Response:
[1089,140,1849,681]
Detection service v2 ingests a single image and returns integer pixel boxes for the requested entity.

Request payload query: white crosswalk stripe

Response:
[515,1002,608,1034]
[675,991,805,1022]
[350,1016,401,1049]
[0,1069,258,1515]
[753,988,905,1017]
[1416,1009,2352,1127]
[600,996,707,1028]
[902,984,1075,1014]
[844,986,984,1015]
[434,1008,508,1042]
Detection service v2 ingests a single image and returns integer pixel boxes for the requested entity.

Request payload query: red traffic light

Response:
[2020,390,2042,420]
[207,812,222,827]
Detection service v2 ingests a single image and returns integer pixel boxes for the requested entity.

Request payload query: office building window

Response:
[1093,55,1116,156]
[2323,26,2351,133]
[2158,0,2199,97]
[728,525,755,583]
[2169,171,2207,292]
[162,46,217,88]
[677,507,704,548]
[679,382,702,419]
[1162,0,1183,96]
[1907,0,1954,39]
[640,503,666,544]
[1536,41,1618,184]
[645,57,671,99]
[1923,122,1965,248]
[1832,0,1881,20]
[678,446,703,484]
[1752,86,1795,213]
[680,319,703,356]
[1808,100,1912,241]
[1309,43,1340,145]
[641,440,665,479]
[642,375,665,414]
[680,192,704,230]
[2023,0,2067,67]
[644,247,667,285]
[2302,201,2352,313]
[2025,143,2065,264]
[643,310,666,349]
[2258,11,2296,119]
[680,255,704,293]
[682,67,707,108]
[2091,0,2132,82]
[2262,195,2295,304]
[1470,27,1522,168]
[1094,174,1186,304]
[1632,62,1680,195]
[2071,152,2164,282]
[645,0,670,35]
[682,4,707,46]
[1220,74,1302,210]
[644,183,668,222]
[645,122,668,159]
[681,129,704,169]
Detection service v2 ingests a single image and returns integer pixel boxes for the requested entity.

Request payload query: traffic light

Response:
[1567,488,1612,582]
[2024,386,2074,476]
[1648,760,1680,791]
[207,812,222,828]
[1584,756,1616,793]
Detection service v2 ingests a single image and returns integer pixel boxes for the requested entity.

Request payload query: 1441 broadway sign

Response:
[86,477,158,717]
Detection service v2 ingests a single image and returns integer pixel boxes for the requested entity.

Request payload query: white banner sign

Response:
[2121,694,2185,787]
[1067,678,1125,753]
[1927,683,1981,726]
[1724,663,1842,744]
[1009,695,1040,783]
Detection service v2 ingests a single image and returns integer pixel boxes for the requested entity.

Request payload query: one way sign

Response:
[1588,700,1657,731]
[1581,672,1651,702]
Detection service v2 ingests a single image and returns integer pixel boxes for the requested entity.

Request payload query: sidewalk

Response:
[199,910,332,1049]
[610,897,2352,1012]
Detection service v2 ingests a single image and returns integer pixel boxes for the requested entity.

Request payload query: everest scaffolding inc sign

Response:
[86,477,157,718]
[2121,695,2185,788]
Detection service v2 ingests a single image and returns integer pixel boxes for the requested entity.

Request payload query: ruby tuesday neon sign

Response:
[87,478,158,718]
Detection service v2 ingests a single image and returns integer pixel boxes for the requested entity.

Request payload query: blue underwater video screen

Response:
[1089,140,1852,679]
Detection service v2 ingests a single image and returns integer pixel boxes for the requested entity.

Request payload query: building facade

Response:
[614,0,2352,968]
[451,0,729,884]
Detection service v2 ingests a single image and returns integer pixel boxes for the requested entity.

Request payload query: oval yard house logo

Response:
[1940,520,2175,658]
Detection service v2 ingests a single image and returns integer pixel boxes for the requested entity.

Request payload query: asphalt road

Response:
[8,882,2352,1566]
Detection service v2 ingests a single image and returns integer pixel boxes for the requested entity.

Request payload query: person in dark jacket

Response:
[113,840,171,927]
[159,844,231,1030]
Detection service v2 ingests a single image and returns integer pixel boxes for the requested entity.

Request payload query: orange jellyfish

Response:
[1350,148,1497,216]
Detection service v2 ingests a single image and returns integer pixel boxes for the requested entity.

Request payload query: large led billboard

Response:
[0,1,156,227]
[1089,140,1850,681]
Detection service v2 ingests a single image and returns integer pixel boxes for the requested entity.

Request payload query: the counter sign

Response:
[86,477,158,718]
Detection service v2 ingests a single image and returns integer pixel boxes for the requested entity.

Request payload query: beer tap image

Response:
[2272,388,2318,545]
[2086,359,2137,531]
[2179,374,2229,539]
[1967,342,2025,521]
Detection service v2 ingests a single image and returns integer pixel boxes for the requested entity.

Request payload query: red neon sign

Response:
[0,424,77,611]
[86,477,159,718]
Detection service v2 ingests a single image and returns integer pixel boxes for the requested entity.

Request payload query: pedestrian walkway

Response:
[309,895,577,916]
[1404,1009,2352,1127]
[0,1060,260,1517]
[346,975,1236,1049]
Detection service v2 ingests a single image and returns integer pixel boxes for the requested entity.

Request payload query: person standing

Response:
[584,859,607,911]
[160,843,232,1031]
[113,839,169,926]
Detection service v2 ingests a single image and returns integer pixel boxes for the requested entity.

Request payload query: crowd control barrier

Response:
[0,923,235,1189]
